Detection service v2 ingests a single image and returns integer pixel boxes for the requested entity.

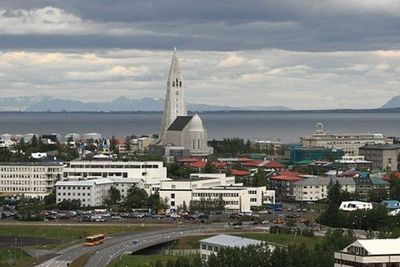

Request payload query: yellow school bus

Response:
[84,234,105,246]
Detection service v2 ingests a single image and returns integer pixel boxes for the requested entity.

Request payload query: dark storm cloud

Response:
[0,0,400,51]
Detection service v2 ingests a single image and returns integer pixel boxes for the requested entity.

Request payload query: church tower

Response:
[159,49,187,142]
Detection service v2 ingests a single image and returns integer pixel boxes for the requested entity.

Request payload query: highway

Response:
[37,225,215,267]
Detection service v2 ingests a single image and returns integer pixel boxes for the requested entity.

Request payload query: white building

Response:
[159,173,275,213]
[301,122,391,156]
[156,49,212,157]
[55,178,114,207]
[293,176,356,202]
[159,49,187,142]
[62,160,167,195]
[163,114,211,156]
[199,234,267,262]
[0,163,63,199]
[334,238,400,266]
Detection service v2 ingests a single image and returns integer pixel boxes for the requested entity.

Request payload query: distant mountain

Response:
[381,95,400,109]
[0,96,292,112]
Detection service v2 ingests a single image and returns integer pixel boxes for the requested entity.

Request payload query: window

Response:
[171,193,175,199]
[202,244,206,250]
[171,201,175,206]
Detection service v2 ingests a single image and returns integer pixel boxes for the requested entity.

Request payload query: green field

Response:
[172,232,323,250]
[0,224,156,267]
[110,254,179,267]
[0,224,151,249]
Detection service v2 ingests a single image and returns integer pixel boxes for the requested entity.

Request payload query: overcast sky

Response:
[1,1,400,109]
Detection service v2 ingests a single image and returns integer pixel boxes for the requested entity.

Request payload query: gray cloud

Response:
[0,2,399,51]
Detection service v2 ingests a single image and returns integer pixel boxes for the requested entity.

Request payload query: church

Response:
[155,49,211,157]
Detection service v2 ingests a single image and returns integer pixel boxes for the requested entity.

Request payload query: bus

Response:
[84,234,105,246]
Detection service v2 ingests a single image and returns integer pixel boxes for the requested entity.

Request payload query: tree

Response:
[124,186,148,208]
[389,176,400,200]
[57,199,81,210]
[204,162,216,173]
[104,186,121,207]
[44,189,57,208]
[253,168,267,187]
[319,180,342,227]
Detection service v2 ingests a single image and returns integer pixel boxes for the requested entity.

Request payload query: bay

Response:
[0,111,399,143]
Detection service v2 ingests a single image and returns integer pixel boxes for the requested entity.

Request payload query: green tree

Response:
[124,186,148,209]
[389,176,400,200]
[44,189,57,209]
[104,186,121,207]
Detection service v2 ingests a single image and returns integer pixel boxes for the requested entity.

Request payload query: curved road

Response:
[38,225,222,267]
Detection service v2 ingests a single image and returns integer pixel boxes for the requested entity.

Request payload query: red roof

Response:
[214,162,228,169]
[231,169,250,176]
[264,160,284,169]
[383,172,400,181]
[190,160,207,169]
[270,171,303,182]
[114,138,126,145]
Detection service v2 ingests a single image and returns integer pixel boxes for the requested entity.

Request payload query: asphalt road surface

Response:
[37,225,217,267]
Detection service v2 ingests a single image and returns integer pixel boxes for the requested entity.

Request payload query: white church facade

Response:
[153,49,212,157]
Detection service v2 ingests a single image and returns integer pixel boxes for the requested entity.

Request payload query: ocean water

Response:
[0,111,399,143]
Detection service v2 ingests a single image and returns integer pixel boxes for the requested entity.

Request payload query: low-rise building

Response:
[293,176,356,202]
[359,144,400,171]
[301,122,391,156]
[199,234,271,262]
[159,173,275,213]
[55,178,114,207]
[269,171,304,200]
[0,162,63,199]
[334,238,400,266]
[354,176,390,199]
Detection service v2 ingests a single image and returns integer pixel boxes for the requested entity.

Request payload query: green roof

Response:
[370,176,389,185]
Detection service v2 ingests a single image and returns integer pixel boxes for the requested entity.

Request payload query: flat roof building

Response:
[335,238,400,266]
[0,162,63,199]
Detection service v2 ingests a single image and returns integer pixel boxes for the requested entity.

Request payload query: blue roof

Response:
[381,200,400,209]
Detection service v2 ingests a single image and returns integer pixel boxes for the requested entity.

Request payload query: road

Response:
[37,225,219,267]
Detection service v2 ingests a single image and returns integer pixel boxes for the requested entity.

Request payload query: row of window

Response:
[68,164,160,169]
[0,174,48,179]
[0,187,47,192]
[193,192,239,198]
[58,186,91,190]
[201,244,219,252]
[0,180,49,185]
[0,167,60,172]
[58,192,91,196]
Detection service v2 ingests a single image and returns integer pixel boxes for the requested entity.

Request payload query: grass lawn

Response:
[0,224,152,249]
[0,224,154,266]
[172,232,323,250]
[109,254,179,267]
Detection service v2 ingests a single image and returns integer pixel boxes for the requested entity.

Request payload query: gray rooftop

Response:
[200,234,262,248]
[167,116,193,131]
[294,176,355,186]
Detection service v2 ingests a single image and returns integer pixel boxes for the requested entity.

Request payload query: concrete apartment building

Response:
[159,173,275,213]
[0,162,63,199]
[359,144,400,171]
[334,238,400,266]
[293,176,356,202]
[55,178,114,207]
[301,123,391,156]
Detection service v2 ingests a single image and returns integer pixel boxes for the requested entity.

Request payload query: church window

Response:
[172,81,175,87]
[179,81,182,87]
[193,139,195,149]
[176,78,179,85]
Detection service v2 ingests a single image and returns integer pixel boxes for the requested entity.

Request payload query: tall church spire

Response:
[159,49,187,142]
